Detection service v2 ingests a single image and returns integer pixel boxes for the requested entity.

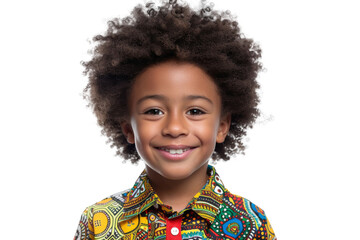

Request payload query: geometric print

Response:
[74,165,276,240]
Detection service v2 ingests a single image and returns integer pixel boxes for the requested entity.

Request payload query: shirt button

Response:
[171,227,179,236]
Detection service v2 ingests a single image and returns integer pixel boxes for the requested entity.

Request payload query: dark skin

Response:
[147,164,209,212]
[121,61,231,212]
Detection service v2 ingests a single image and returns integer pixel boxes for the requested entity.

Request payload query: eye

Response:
[186,108,205,115]
[144,109,164,115]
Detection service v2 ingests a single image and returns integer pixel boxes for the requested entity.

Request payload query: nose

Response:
[161,111,189,137]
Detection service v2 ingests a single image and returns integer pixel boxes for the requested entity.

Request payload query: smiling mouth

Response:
[157,147,191,154]
[155,146,197,160]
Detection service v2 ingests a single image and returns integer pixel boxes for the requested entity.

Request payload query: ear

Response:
[120,121,135,144]
[216,113,231,143]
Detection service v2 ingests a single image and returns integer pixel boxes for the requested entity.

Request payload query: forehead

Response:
[130,61,220,102]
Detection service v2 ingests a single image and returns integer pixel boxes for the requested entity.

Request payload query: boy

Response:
[75,0,276,239]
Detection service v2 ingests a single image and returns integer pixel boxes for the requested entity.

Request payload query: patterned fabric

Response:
[74,165,276,240]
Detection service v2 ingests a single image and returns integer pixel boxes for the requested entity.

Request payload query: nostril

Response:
[161,118,189,137]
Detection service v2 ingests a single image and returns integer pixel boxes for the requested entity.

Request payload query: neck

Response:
[145,164,209,212]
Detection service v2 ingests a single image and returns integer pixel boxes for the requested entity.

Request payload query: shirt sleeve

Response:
[73,208,94,240]
[266,216,277,240]
[252,207,277,240]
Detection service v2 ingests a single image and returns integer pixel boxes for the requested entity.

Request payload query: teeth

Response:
[159,148,190,154]
[169,149,183,154]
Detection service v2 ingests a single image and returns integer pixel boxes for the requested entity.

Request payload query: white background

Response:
[0,0,359,239]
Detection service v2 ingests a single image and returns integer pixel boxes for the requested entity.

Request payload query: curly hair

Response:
[82,0,263,163]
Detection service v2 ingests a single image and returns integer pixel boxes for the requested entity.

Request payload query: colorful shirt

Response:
[74,165,276,240]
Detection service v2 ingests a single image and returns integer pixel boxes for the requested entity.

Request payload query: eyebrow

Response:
[136,94,214,105]
[186,95,213,104]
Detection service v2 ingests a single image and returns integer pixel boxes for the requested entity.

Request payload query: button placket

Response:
[165,215,182,240]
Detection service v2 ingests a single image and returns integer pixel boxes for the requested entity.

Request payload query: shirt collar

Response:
[118,165,226,224]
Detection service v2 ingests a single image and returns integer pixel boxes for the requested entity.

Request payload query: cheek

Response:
[133,120,158,148]
[133,127,151,161]
[193,120,219,143]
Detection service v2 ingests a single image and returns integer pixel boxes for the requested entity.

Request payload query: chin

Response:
[159,168,193,181]
[160,163,208,181]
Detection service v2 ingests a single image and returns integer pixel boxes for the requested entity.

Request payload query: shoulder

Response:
[75,189,131,240]
[223,190,268,222]
[80,189,130,219]
[211,189,277,239]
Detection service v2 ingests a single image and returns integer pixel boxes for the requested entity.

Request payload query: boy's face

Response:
[122,61,230,181]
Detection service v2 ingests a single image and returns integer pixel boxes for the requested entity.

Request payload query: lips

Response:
[157,147,191,154]
[155,145,196,160]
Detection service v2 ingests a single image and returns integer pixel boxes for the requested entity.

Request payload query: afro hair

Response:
[82,0,263,163]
